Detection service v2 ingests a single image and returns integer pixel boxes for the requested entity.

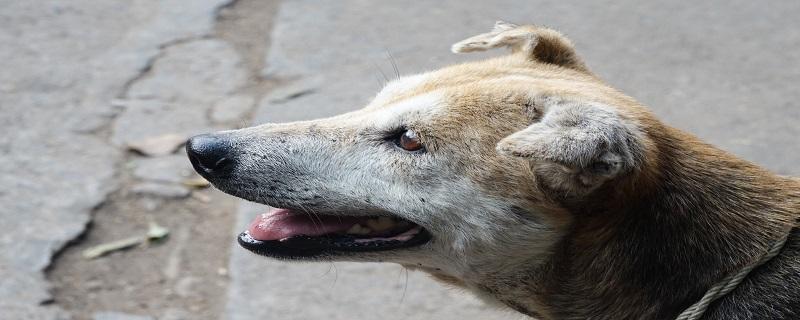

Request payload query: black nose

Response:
[186,134,233,176]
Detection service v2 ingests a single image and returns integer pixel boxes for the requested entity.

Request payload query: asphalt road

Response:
[1,1,232,318]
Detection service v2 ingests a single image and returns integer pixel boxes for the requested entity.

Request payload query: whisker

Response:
[331,262,339,288]
[373,73,386,91]
[372,62,389,84]
[387,50,400,79]
[321,260,339,289]
[297,202,324,234]
[322,261,334,275]
[309,190,344,225]
[400,266,409,304]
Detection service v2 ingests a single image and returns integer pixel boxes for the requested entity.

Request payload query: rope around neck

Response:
[675,230,792,320]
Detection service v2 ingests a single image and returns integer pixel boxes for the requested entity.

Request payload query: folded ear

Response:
[497,97,647,196]
[452,21,589,73]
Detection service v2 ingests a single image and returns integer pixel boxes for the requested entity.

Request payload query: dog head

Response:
[188,21,653,297]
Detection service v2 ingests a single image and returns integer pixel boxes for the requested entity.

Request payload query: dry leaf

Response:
[82,222,170,259]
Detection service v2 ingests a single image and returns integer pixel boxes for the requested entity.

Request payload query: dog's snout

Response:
[186,134,234,176]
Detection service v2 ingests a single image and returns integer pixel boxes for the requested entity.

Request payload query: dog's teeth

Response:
[346,224,373,235]
[346,224,362,234]
[366,217,395,232]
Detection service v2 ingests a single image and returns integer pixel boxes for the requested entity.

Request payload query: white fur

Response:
[369,72,433,107]
[368,91,445,127]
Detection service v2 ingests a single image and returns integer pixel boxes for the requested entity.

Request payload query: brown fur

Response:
[200,22,800,320]
[444,23,800,319]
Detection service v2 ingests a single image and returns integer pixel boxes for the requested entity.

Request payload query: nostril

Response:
[186,134,234,175]
[210,156,232,173]
[213,156,230,169]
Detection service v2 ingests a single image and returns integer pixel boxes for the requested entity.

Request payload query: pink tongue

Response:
[247,208,360,241]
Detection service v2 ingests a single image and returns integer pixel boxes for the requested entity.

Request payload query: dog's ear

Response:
[497,96,647,196]
[452,21,589,73]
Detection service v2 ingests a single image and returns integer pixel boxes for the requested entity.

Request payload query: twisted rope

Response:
[675,230,791,320]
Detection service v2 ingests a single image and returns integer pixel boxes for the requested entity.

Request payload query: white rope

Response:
[675,230,791,320]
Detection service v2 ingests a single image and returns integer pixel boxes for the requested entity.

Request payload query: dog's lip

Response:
[237,227,432,259]
[238,207,432,258]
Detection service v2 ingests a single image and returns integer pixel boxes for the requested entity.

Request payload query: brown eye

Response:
[397,129,423,151]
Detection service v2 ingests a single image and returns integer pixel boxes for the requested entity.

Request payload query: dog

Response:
[187,22,800,319]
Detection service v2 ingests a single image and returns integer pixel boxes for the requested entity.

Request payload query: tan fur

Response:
[199,22,800,319]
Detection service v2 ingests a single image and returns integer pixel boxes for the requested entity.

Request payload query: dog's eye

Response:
[396,129,423,151]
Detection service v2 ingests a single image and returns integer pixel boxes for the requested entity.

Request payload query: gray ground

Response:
[1,1,798,319]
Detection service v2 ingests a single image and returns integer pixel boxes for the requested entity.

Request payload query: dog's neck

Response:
[497,126,799,319]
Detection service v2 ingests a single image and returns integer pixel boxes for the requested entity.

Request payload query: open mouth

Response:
[238,208,432,259]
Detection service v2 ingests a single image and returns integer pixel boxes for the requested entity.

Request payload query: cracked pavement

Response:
[1,1,798,319]
[1,0,235,318]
